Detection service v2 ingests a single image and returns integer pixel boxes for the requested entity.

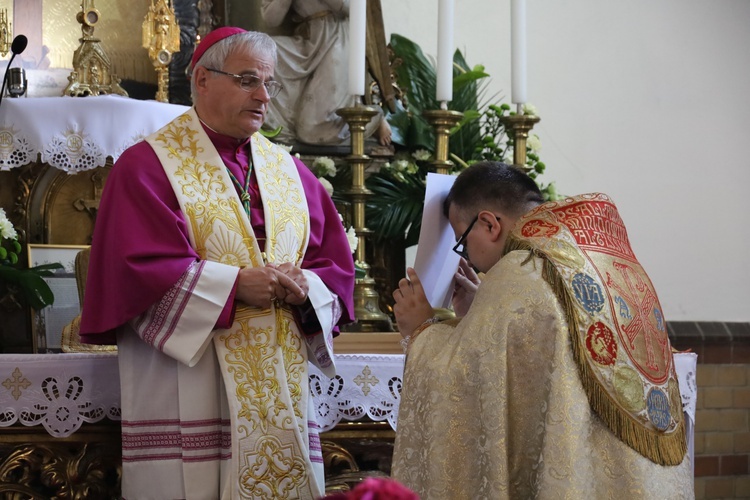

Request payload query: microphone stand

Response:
[0,35,28,109]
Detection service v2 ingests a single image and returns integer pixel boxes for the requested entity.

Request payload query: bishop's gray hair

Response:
[190,31,277,103]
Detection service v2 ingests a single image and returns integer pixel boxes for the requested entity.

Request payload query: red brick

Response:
[720,454,749,476]
[733,343,750,364]
[702,344,732,364]
[694,455,720,477]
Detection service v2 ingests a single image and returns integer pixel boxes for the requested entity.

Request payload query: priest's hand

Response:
[268,262,309,306]
[392,267,435,338]
[452,258,480,317]
[235,266,304,309]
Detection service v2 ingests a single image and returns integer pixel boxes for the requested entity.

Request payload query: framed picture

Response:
[27,244,88,353]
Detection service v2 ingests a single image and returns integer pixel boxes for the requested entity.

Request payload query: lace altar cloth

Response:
[0,353,120,438]
[309,354,405,432]
[0,352,694,441]
[0,95,188,173]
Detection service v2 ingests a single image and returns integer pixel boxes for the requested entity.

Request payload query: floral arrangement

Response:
[363,34,561,246]
[307,157,361,277]
[0,207,61,310]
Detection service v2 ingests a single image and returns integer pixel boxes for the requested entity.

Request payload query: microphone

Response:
[10,35,27,56]
[0,35,28,107]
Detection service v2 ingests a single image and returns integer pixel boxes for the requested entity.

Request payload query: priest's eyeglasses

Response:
[452,214,501,260]
[206,68,283,98]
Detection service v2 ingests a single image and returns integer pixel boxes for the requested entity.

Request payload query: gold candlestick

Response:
[497,113,540,171]
[143,0,180,102]
[336,104,393,332]
[423,109,463,174]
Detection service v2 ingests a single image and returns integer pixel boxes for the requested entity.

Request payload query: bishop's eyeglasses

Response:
[205,68,283,98]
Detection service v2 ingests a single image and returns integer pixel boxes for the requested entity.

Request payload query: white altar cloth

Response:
[0,95,188,173]
[0,352,696,444]
[0,352,120,438]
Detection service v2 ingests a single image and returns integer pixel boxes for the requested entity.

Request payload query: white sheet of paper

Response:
[413,173,460,308]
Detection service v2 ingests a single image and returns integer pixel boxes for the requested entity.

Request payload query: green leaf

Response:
[365,170,426,246]
[0,266,56,309]
[28,263,65,276]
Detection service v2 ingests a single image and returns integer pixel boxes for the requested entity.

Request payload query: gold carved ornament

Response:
[63,0,128,97]
[142,0,181,102]
[0,9,11,57]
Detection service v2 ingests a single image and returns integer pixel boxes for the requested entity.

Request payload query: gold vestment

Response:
[392,250,693,499]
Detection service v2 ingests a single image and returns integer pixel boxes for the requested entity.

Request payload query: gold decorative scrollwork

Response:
[142,0,181,102]
[64,0,128,97]
[0,9,11,58]
[0,442,121,499]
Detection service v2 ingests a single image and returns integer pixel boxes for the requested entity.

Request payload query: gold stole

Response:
[506,193,686,466]
[147,109,319,498]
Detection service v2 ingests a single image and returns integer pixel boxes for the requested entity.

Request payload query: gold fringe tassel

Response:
[505,237,687,466]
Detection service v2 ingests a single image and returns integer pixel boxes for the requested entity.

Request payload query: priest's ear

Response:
[477,211,503,242]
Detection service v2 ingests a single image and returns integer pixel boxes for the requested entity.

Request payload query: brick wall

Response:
[669,322,750,499]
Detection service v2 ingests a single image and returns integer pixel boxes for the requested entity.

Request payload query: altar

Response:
[0,347,697,496]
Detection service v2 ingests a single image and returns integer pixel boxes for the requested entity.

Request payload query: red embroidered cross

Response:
[607,261,668,373]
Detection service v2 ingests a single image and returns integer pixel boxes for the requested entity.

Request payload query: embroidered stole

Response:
[147,108,320,498]
[506,193,686,465]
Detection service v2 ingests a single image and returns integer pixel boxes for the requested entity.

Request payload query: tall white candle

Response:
[511,0,527,104]
[436,0,455,103]
[348,0,367,96]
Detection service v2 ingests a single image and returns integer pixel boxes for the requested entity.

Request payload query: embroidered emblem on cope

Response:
[606,260,670,384]
[521,219,560,238]
[585,321,617,366]
[646,387,671,431]
[571,273,605,315]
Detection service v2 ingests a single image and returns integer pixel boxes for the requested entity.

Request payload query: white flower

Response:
[318,177,334,197]
[277,143,294,152]
[527,134,542,152]
[411,149,431,161]
[313,156,337,177]
[0,219,17,241]
[346,226,358,254]
[523,103,538,116]
[394,159,410,172]
[0,208,17,241]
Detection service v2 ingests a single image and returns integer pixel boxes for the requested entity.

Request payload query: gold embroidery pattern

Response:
[276,308,307,425]
[220,315,289,435]
[2,367,31,400]
[392,252,694,499]
[149,109,316,496]
[239,435,308,499]
[153,113,202,158]
[252,135,308,265]
[150,111,261,267]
